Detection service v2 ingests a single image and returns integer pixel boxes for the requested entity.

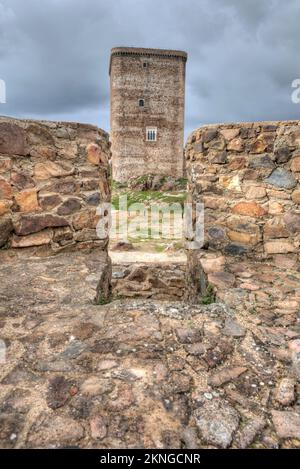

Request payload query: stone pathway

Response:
[0,250,300,448]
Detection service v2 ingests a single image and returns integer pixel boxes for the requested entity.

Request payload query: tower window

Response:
[146,127,157,142]
[143,62,148,68]
[139,99,145,107]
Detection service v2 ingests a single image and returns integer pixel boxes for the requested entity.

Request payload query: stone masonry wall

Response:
[0,116,111,252]
[185,121,300,302]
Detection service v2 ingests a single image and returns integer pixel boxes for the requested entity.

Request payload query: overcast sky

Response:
[1,0,300,138]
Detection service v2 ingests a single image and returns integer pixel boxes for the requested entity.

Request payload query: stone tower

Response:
[109,47,187,182]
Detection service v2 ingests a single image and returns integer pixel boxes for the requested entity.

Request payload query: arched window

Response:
[139,99,145,107]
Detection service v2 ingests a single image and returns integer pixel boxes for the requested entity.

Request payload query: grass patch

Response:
[201,285,216,305]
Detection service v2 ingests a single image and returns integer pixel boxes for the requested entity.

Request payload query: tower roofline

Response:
[109,46,188,75]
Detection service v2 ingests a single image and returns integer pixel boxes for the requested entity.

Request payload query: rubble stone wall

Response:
[185,121,300,301]
[0,116,111,253]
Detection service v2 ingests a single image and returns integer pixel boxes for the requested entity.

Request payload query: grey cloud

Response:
[0,0,300,139]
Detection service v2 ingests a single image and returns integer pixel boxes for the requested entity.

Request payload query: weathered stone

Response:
[87,143,108,166]
[210,151,228,164]
[208,366,247,387]
[86,192,100,206]
[15,214,69,236]
[290,156,300,172]
[264,219,289,239]
[194,398,240,448]
[0,158,12,173]
[274,378,295,406]
[208,271,235,289]
[220,128,240,141]
[15,188,39,212]
[175,327,202,344]
[224,244,248,256]
[185,343,206,356]
[264,240,296,254]
[0,216,13,247]
[57,198,82,216]
[208,226,227,241]
[274,147,292,164]
[223,318,246,338]
[236,416,265,449]
[232,202,266,218]
[283,212,300,235]
[34,161,74,180]
[0,179,13,199]
[219,175,242,192]
[0,200,11,216]
[265,169,297,189]
[11,230,52,248]
[10,171,35,190]
[90,416,107,440]
[249,154,274,169]
[245,185,267,200]
[46,376,73,410]
[0,122,25,155]
[228,230,261,246]
[227,138,243,152]
[72,209,98,230]
[39,194,62,210]
[268,201,284,215]
[271,410,300,439]
[200,256,225,274]
[28,415,84,447]
[291,188,300,204]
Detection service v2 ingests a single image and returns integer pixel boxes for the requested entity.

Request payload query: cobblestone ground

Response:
[0,249,300,449]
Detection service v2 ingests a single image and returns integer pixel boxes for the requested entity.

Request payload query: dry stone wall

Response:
[0,116,111,252]
[185,121,300,302]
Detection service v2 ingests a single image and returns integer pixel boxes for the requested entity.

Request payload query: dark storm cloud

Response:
[0,0,300,137]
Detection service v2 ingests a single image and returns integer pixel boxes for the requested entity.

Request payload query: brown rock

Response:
[264,219,289,239]
[28,415,84,447]
[0,216,13,247]
[90,416,107,440]
[290,157,300,172]
[208,366,247,387]
[15,214,69,236]
[228,230,261,245]
[208,271,236,289]
[0,122,25,155]
[228,156,246,170]
[15,188,39,212]
[0,179,13,199]
[39,194,62,210]
[220,128,240,141]
[0,158,11,173]
[264,240,296,254]
[291,188,300,204]
[271,410,300,439]
[10,171,35,190]
[283,212,300,235]
[274,378,295,406]
[11,230,52,248]
[87,143,108,166]
[46,376,73,410]
[0,200,11,216]
[245,185,267,200]
[227,137,243,152]
[200,256,226,274]
[57,198,82,216]
[232,201,266,218]
[34,161,74,180]
[72,209,98,230]
[30,146,56,160]
[175,327,202,344]
[236,416,265,449]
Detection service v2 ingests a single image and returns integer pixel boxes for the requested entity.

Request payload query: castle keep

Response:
[109,47,187,182]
